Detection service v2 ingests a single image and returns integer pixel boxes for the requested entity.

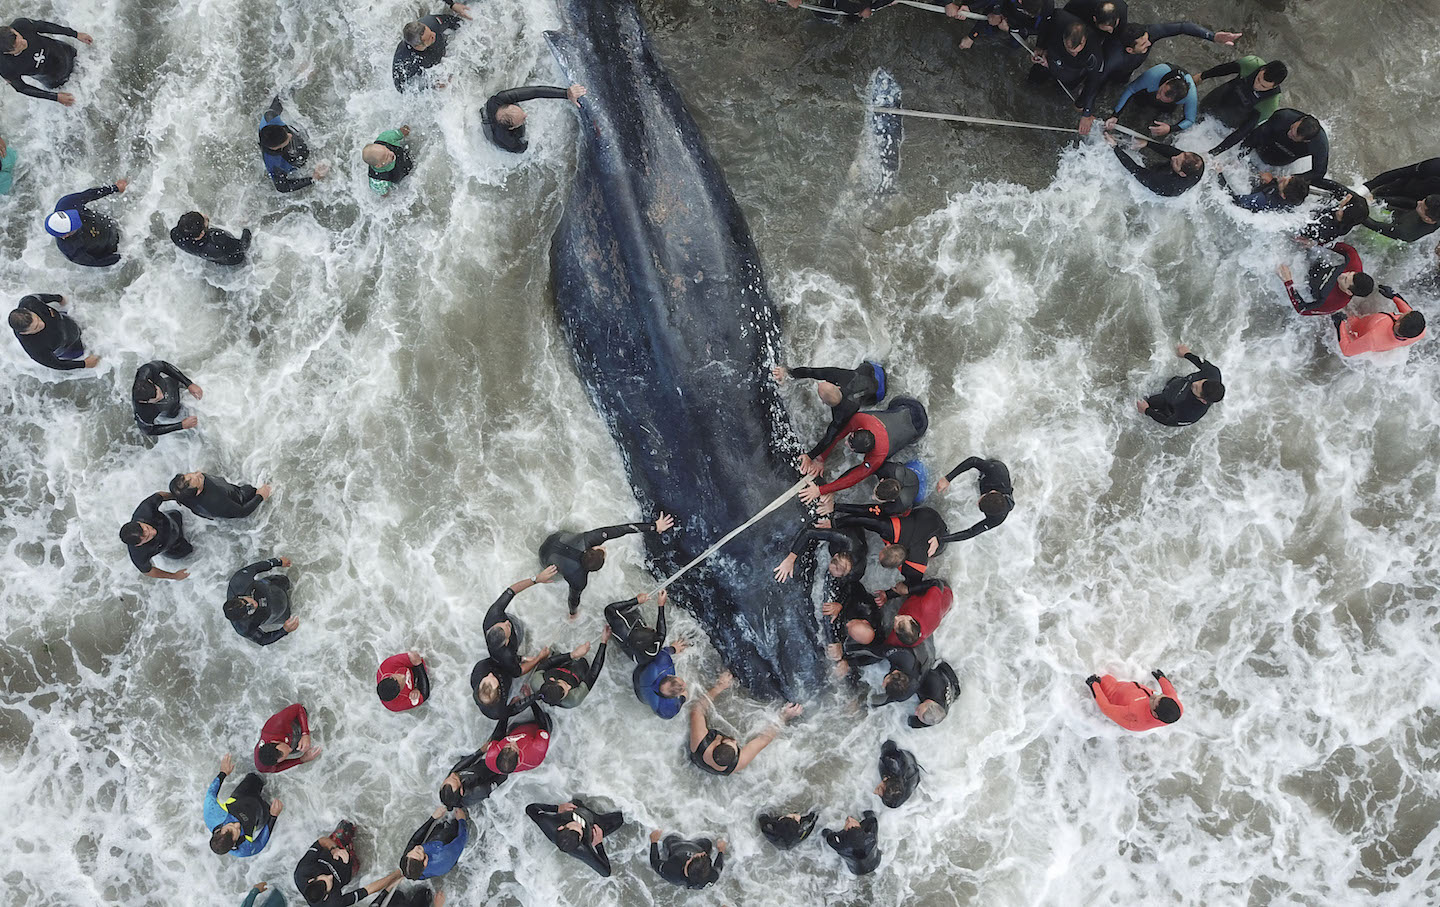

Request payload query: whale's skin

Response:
[545,0,825,698]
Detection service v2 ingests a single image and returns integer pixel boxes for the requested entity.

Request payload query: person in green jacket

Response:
[0,135,16,195]
[239,882,285,907]
[363,126,413,196]
[1197,56,1287,155]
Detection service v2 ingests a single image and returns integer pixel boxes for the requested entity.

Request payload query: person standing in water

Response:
[482,566,557,679]
[525,799,625,877]
[169,472,270,520]
[909,660,961,728]
[439,746,507,809]
[688,671,803,776]
[1198,56,1288,155]
[483,84,587,154]
[238,882,284,907]
[120,491,194,580]
[259,96,329,192]
[132,359,202,436]
[772,361,886,475]
[539,513,675,618]
[1276,244,1374,317]
[364,126,413,197]
[295,821,401,907]
[649,829,726,889]
[1137,344,1223,427]
[1333,293,1427,357]
[377,651,431,712]
[758,811,818,850]
[204,754,282,858]
[824,812,881,875]
[1086,669,1182,731]
[399,806,469,881]
[604,588,671,666]
[254,703,321,774]
[223,556,299,646]
[391,3,469,92]
[170,212,252,266]
[9,294,99,371]
[534,629,608,710]
[0,17,93,105]
[46,180,126,267]
[1103,131,1204,197]
[875,739,920,808]
[936,456,1013,542]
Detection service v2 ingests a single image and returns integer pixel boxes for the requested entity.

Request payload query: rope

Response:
[870,106,1147,140]
[649,477,809,595]
[895,0,985,18]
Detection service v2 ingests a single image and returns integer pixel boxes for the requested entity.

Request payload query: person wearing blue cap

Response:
[46,179,126,267]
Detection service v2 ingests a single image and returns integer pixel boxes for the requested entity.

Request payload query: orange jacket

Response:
[1337,295,1426,357]
[1092,674,1180,732]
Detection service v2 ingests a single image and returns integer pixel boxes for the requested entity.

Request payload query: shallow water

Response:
[2,0,1439,904]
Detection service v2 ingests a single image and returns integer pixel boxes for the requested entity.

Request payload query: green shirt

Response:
[0,145,18,196]
[1235,55,1281,124]
[368,129,408,196]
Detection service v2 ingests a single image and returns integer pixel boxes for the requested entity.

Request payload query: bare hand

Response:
[279,556,292,568]
[1214,30,1241,46]
[927,536,939,556]
[821,601,842,618]
[716,839,728,853]
[408,650,423,664]
[283,616,299,632]
[83,355,100,368]
[254,883,268,893]
[432,805,447,819]
[220,753,235,774]
[399,126,412,137]
[56,92,76,106]
[773,556,796,583]
[313,163,331,180]
[114,178,128,192]
[181,415,198,430]
[270,798,284,816]
[258,484,273,500]
[1149,122,1172,137]
[567,84,587,104]
[800,455,823,478]
[573,641,592,659]
[657,589,668,608]
[1031,51,1046,66]
[451,1,473,18]
[959,36,973,49]
[558,801,576,812]
[826,642,843,660]
[936,477,950,494]
[671,638,689,654]
[1102,131,1119,147]
[945,2,961,17]
[1077,116,1093,136]
[1175,344,1192,358]
[655,512,675,533]
[170,568,190,580]
[813,518,831,529]
[787,0,801,7]
[77,32,94,44]
[873,590,886,605]
[635,591,650,604]
[1276,264,1293,283]
[817,493,835,515]
[601,625,612,643]
[1136,400,1150,413]
[650,829,663,843]
[536,565,559,583]
[770,366,788,383]
[781,703,803,721]
[299,734,311,750]
[798,482,821,504]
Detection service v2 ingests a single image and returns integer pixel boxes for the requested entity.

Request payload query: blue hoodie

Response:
[633,647,684,719]
[203,774,273,858]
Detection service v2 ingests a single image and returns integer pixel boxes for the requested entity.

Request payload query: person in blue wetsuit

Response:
[1219,171,1309,212]
[46,180,126,267]
[238,882,286,907]
[259,97,328,192]
[223,557,298,646]
[205,754,281,857]
[937,456,1013,542]
[634,635,690,719]
[400,807,469,880]
[772,362,885,474]
[1106,64,1196,138]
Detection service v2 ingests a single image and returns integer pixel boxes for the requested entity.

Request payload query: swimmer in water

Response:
[483,566,559,678]
[1136,344,1224,427]
[649,829,726,889]
[910,660,961,728]
[830,507,947,596]
[377,651,431,712]
[875,740,920,808]
[526,799,625,877]
[132,359,202,435]
[205,753,282,858]
[936,456,1013,542]
[9,294,99,371]
[540,513,675,617]
[120,491,194,580]
[1103,130,1204,197]
[824,812,881,875]
[169,472,270,521]
[170,212,252,266]
[223,556,299,646]
[1364,193,1440,244]
[254,703,320,773]
[258,96,330,192]
[483,84,587,153]
[294,821,401,907]
[1299,192,1369,246]
[773,520,868,586]
[688,672,803,776]
[399,806,469,881]
[1219,170,1310,212]
[364,127,413,197]
[1086,669,1182,731]
[758,810,818,849]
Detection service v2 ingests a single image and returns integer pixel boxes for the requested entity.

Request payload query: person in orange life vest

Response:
[484,703,553,775]
[1085,669,1181,731]
[254,703,321,773]
[797,397,928,503]
[377,651,430,712]
[1332,291,1426,357]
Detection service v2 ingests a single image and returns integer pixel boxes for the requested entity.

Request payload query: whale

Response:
[544,0,826,698]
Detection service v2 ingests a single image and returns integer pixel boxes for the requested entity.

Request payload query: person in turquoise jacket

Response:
[363,126,413,196]
[205,754,282,858]
[239,882,285,907]
[0,135,15,194]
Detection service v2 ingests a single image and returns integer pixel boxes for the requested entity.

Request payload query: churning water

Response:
[3,0,1439,904]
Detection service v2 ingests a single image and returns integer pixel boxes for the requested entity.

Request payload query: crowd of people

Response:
[4,0,1435,903]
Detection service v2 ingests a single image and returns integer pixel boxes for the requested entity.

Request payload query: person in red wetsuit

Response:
[798,397,928,502]
[1333,290,1427,357]
[883,582,953,648]
[1085,669,1181,731]
[1277,244,1373,316]
[254,703,321,773]
[377,651,430,712]
[484,703,552,775]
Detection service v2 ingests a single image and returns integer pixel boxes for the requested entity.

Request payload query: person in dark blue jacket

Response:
[400,807,469,880]
[258,97,328,192]
[205,754,281,858]
[224,557,298,646]
[1219,171,1310,212]
[633,638,690,719]
[45,180,126,267]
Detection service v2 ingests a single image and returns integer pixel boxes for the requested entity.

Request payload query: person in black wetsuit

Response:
[1198,58,1287,155]
[439,747,506,809]
[1138,344,1223,427]
[483,84,586,154]
[526,800,624,878]
[170,212,251,266]
[1031,11,1103,119]
[1367,158,1440,204]
[989,0,1055,37]
[689,672,802,776]
[824,579,885,679]
[132,359,202,435]
[1300,192,1369,246]
[604,588,670,666]
[1365,193,1440,243]
[937,457,1013,542]
[224,556,298,646]
[0,18,91,105]
[295,822,400,907]
[772,362,885,475]
[481,567,557,681]
[1093,20,1240,96]
[392,2,469,92]
[872,639,934,706]
[832,507,948,597]
[534,629,608,709]
[824,812,881,875]
[9,294,99,371]
[875,739,920,808]
[46,181,126,267]
[399,806,469,880]
[1065,0,1124,34]
[259,96,330,192]
[1104,132,1204,197]
[169,472,270,520]
[649,830,726,889]
[826,460,923,521]
[376,884,444,907]
[120,492,194,580]
[1239,110,1338,189]
[773,519,868,586]
[910,660,961,728]
[758,811,818,849]
[1218,170,1309,212]
[539,513,674,617]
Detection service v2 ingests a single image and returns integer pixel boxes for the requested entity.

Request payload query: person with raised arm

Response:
[1085,669,1182,731]
[688,672,803,776]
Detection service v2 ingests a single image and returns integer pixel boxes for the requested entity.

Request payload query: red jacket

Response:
[377,653,424,712]
[484,723,551,774]
[253,703,309,773]
[1093,675,1181,732]
[884,584,953,647]
[816,412,890,495]
[1285,242,1362,316]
